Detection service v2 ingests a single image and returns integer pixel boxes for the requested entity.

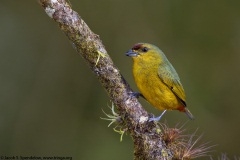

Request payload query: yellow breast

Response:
[132,61,181,111]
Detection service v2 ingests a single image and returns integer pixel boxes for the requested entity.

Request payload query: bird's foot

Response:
[129,92,144,99]
[149,110,167,122]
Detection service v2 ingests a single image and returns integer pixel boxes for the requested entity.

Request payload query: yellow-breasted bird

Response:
[125,43,194,121]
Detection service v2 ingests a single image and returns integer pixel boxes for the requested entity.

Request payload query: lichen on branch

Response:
[38,0,211,159]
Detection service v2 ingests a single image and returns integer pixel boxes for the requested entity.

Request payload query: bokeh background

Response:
[1,0,240,159]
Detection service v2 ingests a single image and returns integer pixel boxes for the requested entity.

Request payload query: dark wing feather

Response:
[158,62,186,106]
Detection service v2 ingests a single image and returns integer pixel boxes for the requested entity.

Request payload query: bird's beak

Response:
[125,50,138,57]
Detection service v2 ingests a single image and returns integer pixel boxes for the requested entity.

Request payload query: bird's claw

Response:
[129,92,144,99]
[149,110,167,122]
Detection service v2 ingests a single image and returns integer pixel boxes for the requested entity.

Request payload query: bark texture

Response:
[39,0,173,159]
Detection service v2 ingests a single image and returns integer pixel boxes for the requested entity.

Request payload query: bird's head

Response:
[125,43,166,64]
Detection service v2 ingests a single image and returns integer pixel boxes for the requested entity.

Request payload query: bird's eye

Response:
[142,47,148,52]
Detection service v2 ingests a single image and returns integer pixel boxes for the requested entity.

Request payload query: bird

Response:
[125,43,194,121]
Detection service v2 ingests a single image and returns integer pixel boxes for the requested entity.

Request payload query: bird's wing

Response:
[158,63,186,106]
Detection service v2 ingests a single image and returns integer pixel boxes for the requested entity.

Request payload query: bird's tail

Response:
[184,108,195,120]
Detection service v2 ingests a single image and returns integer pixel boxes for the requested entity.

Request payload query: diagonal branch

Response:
[39,0,171,159]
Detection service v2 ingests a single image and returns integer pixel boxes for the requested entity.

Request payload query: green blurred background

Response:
[0,0,240,159]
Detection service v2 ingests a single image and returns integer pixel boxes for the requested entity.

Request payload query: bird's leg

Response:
[149,110,167,122]
[130,92,145,99]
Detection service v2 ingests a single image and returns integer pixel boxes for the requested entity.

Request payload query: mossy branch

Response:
[38,0,209,159]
